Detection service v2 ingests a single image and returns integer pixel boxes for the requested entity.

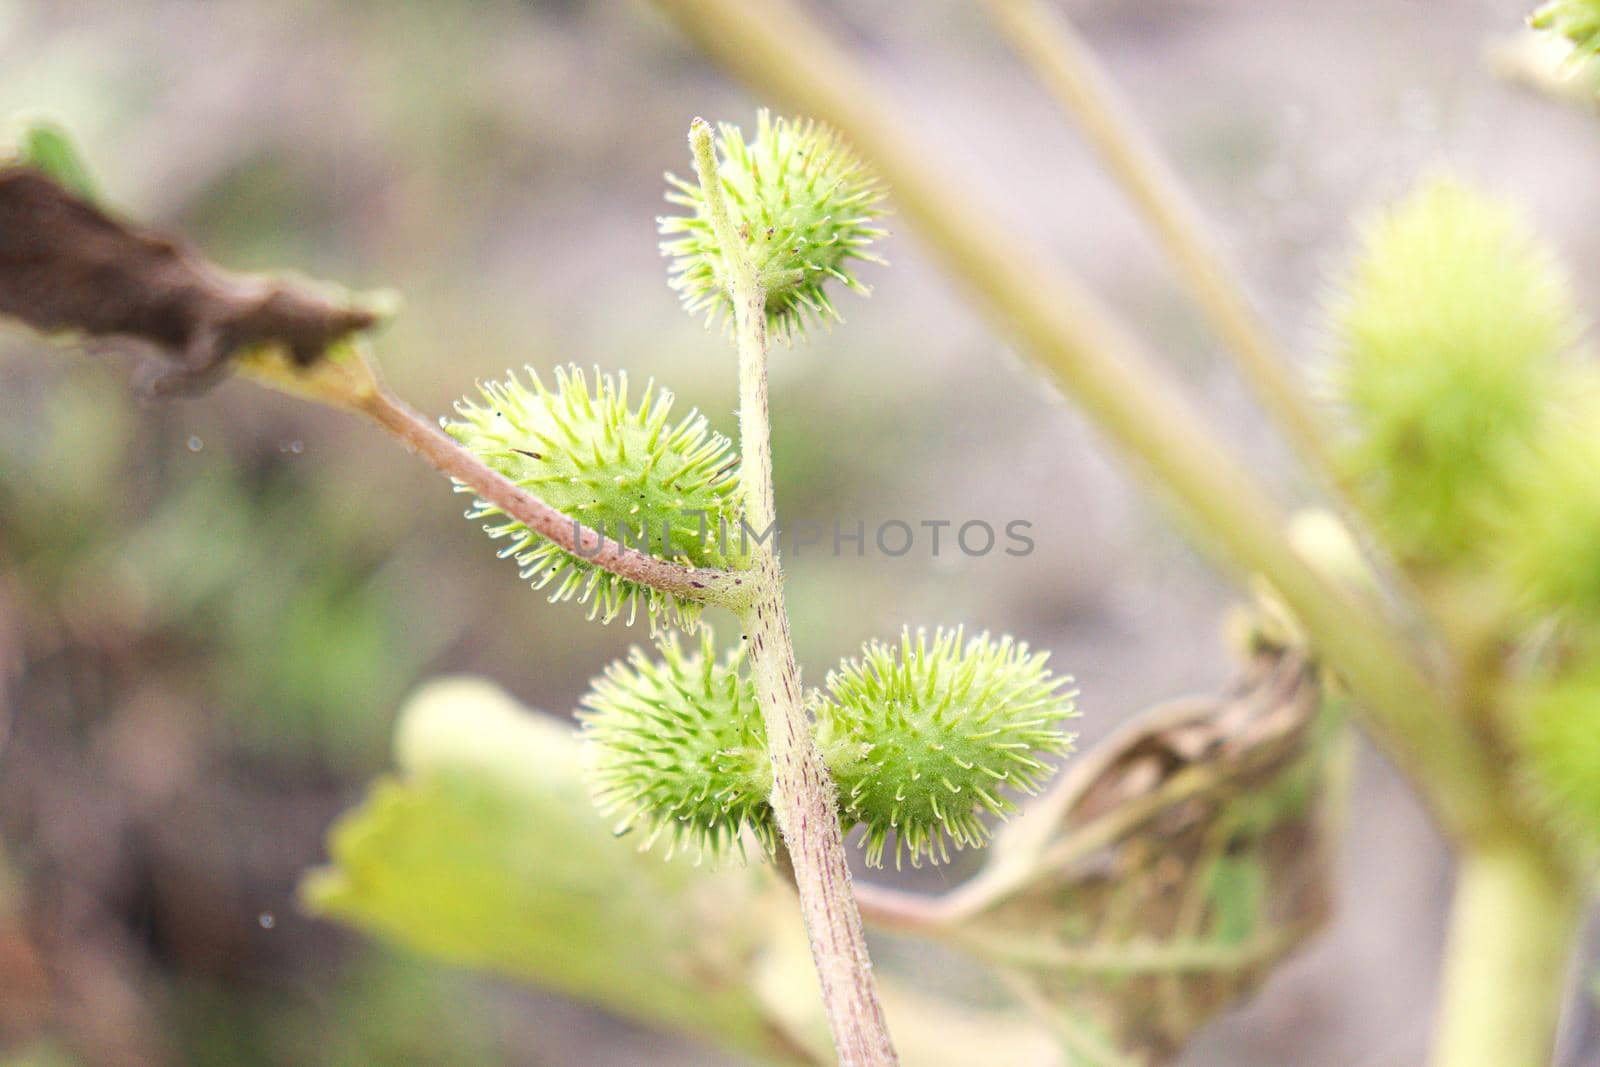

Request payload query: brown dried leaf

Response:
[946,648,1350,1066]
[0,167,377,393]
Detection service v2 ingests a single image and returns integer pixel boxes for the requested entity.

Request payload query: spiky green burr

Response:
[580,631,776,861]
[1531,0,1600,61]
[1517,665,1600,851]
[659,110,886,343]
[815,627,1078,868]
[1327,176,1579,567]
[1499,385,1600,622]
[446,364,744,627]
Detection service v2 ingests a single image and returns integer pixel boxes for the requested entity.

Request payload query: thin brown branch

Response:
[359,385,751,611]
[0,167,729,612]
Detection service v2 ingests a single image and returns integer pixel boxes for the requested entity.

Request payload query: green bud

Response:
[659,110,887,343]
[446,365,745,628]
[579,631,776,861]
[1498,385,1600,621]
[816,627,1078,868]
[1328,175,1580,567]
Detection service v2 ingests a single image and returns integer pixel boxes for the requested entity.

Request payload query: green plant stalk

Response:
[689,120,898,1066]
[649,0,1507,844]
[1429,838,1580,1067]
[978,0,1445,667]
[976,0,1439,638]
[977,0,1335,493]
[1000,970,1140,1067]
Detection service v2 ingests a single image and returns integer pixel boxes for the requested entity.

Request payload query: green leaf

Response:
[1207,855,1264,948]
[301,677,806,1063]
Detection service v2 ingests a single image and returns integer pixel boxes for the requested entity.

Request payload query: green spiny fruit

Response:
[580,630,775,861]
[1531,0,1600,61]
[815,627,1077,868]
[659,110,887,343]
[1516,664,1600,850]
[1328,175,1579,567]
[446,365,744,628]
[1499,382,1600,621]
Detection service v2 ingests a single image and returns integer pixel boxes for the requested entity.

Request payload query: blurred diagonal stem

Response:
[688,119,897,1065]
[976,0,1339,501]
[976,0,1441,668]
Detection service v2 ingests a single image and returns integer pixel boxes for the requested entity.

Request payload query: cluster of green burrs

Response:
[446,365,744,628]
[659,110,887,343]
[450,117,1075,867]
[1328,174,1600,849]
[579,627,1077,867]
[447,114,889,632]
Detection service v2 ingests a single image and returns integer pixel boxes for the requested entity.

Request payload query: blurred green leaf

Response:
[302,677,815,1064]
[173,956,502,1067]
[0,368,131,560]
[87,461,457,767]
[0,1041,81,1067]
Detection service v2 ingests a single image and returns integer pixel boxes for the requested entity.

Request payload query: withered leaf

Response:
[0,166,376,393]
[944,647,1349,1066]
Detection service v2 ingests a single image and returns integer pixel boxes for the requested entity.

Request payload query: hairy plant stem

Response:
[357,383,750,610]
[1429,839,1580,1067]
[689,119,897,1066]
